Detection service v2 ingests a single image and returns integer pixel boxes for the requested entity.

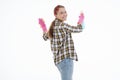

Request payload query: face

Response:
[55,8,67,21]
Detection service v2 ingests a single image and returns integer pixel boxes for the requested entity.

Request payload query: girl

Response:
[42,5,83,80]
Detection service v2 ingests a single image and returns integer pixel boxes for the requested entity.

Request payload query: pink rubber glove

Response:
[77,12,84,24]
[38,18,47,32]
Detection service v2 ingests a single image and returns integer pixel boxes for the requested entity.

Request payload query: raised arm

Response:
[61,23,83,33]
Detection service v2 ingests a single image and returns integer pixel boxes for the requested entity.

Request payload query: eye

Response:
[60,12,64,14]
[60,11,66,14]
[65,11,66,13]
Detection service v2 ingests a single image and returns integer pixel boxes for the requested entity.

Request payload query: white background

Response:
[0,0,119,80]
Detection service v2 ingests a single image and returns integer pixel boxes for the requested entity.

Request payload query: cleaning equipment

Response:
[38,18,47,32]
[77,12,85,29]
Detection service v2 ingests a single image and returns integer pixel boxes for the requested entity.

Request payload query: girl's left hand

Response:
[77,12,84,24]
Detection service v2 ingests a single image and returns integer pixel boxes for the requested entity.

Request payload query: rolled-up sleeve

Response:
[43,32,49,41]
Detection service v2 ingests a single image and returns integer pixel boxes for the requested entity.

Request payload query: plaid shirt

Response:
[43,18,83,65]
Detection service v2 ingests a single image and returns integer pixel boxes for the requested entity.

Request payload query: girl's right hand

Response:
[38,18,47,32]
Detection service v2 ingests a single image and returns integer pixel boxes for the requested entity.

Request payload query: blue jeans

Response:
[56,58,74,80]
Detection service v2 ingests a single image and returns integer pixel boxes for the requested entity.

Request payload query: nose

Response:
[64,13,67,17]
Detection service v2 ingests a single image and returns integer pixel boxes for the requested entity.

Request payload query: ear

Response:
[54,14,57,17]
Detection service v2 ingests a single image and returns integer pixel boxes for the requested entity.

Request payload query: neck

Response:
[55,18,63,22]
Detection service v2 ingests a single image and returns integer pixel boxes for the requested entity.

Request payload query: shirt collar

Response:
[55,18,63,22]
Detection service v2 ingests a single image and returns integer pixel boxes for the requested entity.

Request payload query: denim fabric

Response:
[56,58,73,80]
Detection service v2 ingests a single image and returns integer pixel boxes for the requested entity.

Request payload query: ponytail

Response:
[48,20,55,38]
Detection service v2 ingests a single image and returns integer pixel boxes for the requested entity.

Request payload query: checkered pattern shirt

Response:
[43,18,83,65]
